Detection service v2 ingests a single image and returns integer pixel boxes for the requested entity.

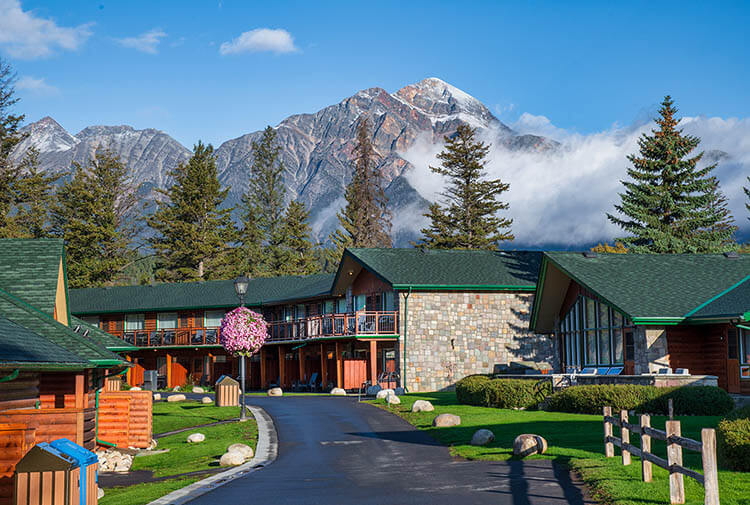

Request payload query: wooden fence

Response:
[602,406,719,505]
[98,391,152,448]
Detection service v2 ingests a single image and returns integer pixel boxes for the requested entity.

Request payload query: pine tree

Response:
[417,124,513,249]
[329,117,392,256]
[0,58,26,238]
[608,96,737,253]
[275,200,318,275]
[13,148,62,238]
[148,141,236,281]
[51,149,140,288]
[745,177,749,220]
[231,198,265,278]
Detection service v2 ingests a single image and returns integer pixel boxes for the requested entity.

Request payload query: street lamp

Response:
[233,275,250,420]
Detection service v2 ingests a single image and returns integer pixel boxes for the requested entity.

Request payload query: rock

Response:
[153,393,161,401]
[219,450,245,466]
[386,394,401,405]
[227,443,254,460]
[173,386,181,391]
[130,386,142,391]
[267,387,283,397]
[330,387,346,396]
[149,439,158,449]
[432,413,461,427]
[97,487,104,499]
[471,429,495,446]
[366,384,382,396]
[201,396,212,404]
[167,394,186,402]
[512,434,548,457]
[376,389,394,400]
[193,386,204,393]
[411,400,434,413]
[187,433,205,443]
[113,463,129,473]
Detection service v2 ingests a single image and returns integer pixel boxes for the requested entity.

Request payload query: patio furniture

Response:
[300,372,319,392]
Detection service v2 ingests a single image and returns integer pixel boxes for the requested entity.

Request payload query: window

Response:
[337,298,347,313]
[80,316,99,328]
[204,310,225,328]
[384,291,395,311]
[157,312,178,329]
[124,313,145,331]
[740,328,750,365]
[355,295,366,311]
[324,301,335,314]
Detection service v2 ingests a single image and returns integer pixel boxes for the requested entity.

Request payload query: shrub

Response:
[545,385,734,416]
[724,404,750,421]
[455,375,544,409]
[717,417,750,471]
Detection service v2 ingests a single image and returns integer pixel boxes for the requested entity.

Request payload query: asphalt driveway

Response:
[187,396,591,505]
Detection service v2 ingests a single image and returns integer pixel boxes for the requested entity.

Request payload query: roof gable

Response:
[0,239,65,317]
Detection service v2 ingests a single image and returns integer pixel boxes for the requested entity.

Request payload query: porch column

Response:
[335,341,343,389]
[260,347,268,389]
[166,353,172,389]
[298,346,305,383]
[125,355,132,386]
[369,340,377,386]
[278,346,286,389]
[320,344,327,390]
[74,372,86,409]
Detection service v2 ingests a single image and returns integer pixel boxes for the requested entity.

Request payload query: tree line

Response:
[1,56,749,289]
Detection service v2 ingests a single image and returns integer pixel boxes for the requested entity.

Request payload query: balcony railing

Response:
[120,328,221,347]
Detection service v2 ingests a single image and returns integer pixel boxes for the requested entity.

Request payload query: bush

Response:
[724,404,750,421]
[718,417,750,471]
[545,385,734,416]
[455,375,545,409]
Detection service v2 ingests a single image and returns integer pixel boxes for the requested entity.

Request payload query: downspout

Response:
[0,369,19,383]
[402,287,412,392]
[95,368,128,448]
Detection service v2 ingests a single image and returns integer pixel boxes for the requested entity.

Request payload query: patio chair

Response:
[301,372,319,392]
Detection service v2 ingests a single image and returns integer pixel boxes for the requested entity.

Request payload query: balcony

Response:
[267,311,398,342]
[121,328,220,347]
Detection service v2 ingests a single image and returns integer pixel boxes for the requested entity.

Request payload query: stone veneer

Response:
[633,326,671,374]
[396,291,556,392]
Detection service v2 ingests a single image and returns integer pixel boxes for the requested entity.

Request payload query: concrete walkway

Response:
[185,396,591,505]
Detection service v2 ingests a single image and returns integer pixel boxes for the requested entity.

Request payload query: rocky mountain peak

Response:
[15,115,78,155]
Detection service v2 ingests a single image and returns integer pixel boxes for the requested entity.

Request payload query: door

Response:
[727,327,740,393]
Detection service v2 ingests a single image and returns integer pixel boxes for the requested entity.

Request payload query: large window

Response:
[204,310,225,328]
[124,313,145,331]
[560,295,632,369]
[157,312,178,330]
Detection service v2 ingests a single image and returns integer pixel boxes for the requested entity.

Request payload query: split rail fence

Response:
[602,406,719,505]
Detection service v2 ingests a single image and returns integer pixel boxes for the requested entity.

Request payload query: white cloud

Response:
[16,75,58,95]
[116,28,166,54]
[400,115,750,247]
[219,28,297,55]
[0,0,92,59]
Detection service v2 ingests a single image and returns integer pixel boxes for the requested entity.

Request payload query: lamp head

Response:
[234,275,250,298]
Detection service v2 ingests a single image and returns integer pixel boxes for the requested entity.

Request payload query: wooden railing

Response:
[603,406,719,505]
[120,327,221,347]
[266,311,398,342]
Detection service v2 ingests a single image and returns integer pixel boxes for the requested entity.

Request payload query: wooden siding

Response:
[0,423,35,505]
[667,324,729,390]
[0,408,96,450]
[98,391,152,448]
[0,373,39,412]
[352,269,391,296]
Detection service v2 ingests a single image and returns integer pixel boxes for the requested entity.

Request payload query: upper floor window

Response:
[740,328,750,365]
[204,310,225,328]
[158,312,178,330]
[80,316,99,328]
[125,313,145,331]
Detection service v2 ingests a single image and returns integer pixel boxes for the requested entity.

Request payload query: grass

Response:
[99,402,258,505]
[370,392,750,505]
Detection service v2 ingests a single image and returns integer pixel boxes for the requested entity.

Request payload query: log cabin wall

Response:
[0,423,35,505]
[0,373,39,412]
[351,270,391,296]
[97,391,152,448]
[667,324,729,390]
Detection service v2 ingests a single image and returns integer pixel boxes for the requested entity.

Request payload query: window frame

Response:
[124,313,145,331]
[157,312,178,330]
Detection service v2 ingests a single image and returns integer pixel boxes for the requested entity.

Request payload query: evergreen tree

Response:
[275,200,318,275]
[231,198,265,278]
[608,96,737,253]
[0,58,26,238]
[745,177,749,220]
[329,117,392,256]
[51,149,139,288]
[13,148,62,238]
[417,124,513,249]
[148,141,236,281]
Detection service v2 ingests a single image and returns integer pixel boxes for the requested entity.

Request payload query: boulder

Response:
[432,413,461,427]
[219,450,245,466]
[471,429,495,446]
[193,386,205,393]
[113,463,129,473]
[227,443,254,460]
[512,434,548,457]
[411,400,434,413]
[129,386,142,391]
[173,386,181,392]
[97,487,104,499]
[386,394,401,405]
[201,396,212,404]
[366,384,382,396]
[153,393,161,401]
[267,387,283,397]
[187,433,205,443]
[376,389,394,400]
[167,394,186,402]
[330,387,346,396]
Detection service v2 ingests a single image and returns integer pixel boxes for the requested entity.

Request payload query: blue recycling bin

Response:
[50,439,98,505]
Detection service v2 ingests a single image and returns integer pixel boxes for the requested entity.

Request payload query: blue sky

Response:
[3,0,749,147]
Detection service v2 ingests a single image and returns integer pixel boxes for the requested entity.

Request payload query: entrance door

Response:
[727,328,740,394]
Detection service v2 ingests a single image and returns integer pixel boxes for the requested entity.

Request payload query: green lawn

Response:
[371,392,749,505]
[152,401,242,434]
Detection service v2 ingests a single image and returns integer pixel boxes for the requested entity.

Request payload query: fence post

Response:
[666,420,685,505]
[603,406,614,457]
[640,414,652,482]
[701,428,719,505]
[620,410,631,465]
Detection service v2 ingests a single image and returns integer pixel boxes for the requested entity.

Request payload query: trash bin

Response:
[215,375,239,407]
[14,438,98,505]
[142,370,158,391]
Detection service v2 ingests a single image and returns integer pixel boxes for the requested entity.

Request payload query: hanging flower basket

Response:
[219,307,268,357]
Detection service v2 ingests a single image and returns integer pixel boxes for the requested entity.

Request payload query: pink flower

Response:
[219,307,268,357]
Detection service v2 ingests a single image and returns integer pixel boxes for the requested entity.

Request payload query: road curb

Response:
[146,404,278,505]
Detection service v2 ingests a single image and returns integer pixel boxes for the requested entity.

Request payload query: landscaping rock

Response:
[376,389,394,400]
[386,394,401,405]
[330,387,346,396]
[129,386,142,391]
[193,386,205,393]
[167,394,186,402]
[173,386,181,392]
[187,433,205,443]
[411,400,435,413]
[219,451,245,466]
[471,429,495,446]
[513,434,548,457]
[149,439,158,449]
[267,387,283,397]
[227,443,254,460]
[96,450,133,473]
[366,384,382,396]
[153,393,161,401]
[432,413,461,427]
[201,396,212,404]
[97,487,104,499]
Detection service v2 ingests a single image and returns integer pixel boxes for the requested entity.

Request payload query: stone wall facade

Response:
[396,291,556,392]
[633,326,671,374]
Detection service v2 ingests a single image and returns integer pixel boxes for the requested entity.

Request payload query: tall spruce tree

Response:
[0,58,26,238]
[148,141,236,281]
[51,149,140,288]
[745,177,749,220]
[418,124,513,249]
[275,200,318,275]
[608,96,737,253]
[329,117,392,256]
[13,148,62,238]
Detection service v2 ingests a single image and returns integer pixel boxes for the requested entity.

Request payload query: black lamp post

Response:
[233,275,250,421]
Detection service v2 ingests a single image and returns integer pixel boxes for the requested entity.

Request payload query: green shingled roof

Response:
[0,238,65,317]
[69,273,336,315]
[0,316,90,370]
[70,316,137,351]
[542,252,750,321]
[0,287,125,366]
[342,248,541,289]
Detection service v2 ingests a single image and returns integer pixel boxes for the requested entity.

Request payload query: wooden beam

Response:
[369,340,377,385]
[260,346,267,389]
[166,353,172,389]
[74,372,85,409]
[125,355,132,386]
[320,344,327,391]
[335,341,343,389]
[278,345,286,389]
[298,346,305,384]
